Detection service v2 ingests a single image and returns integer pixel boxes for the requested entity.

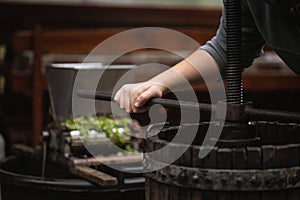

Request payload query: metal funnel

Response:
[45,63,135,125]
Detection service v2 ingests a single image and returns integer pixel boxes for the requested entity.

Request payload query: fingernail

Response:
[135,102,140,107]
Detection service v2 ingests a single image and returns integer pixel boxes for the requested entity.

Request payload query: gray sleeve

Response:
[200,0,265,78]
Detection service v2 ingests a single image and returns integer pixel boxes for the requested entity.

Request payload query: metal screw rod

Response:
[226,0,243,104]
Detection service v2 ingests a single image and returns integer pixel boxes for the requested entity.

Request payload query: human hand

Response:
[114,82,165,113]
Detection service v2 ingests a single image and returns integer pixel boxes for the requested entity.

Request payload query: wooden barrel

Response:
[145,121,300,200]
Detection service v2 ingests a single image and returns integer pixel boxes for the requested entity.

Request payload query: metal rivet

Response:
[205,177,213,185]
[192,174,199,184]
[160,171,167,179]
[221,178,227,186]
[142,162,148,169]
[169,172,175,179]
[177,171,187,183]
[250,176,257,186]
[236,177,243,187]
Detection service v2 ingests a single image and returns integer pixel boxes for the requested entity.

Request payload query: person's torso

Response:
[245,0,300,74]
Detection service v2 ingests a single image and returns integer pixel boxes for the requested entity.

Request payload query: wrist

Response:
[147,79,169,95]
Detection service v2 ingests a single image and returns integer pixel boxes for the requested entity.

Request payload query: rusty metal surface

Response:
[245,107,300,123]
[78,89,215,113]
[145,121,300,192]
[80,89,300,123]
[145,157,300,191]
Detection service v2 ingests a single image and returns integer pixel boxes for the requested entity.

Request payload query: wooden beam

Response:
[70,166,118,187]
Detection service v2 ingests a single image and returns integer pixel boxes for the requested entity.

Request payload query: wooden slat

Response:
[192,189,203,200]
[145,179,151,200]
[166,142,180,165]
[203,147,218,168]
[232,148,247,200]
[285,123,295,144]
[276,123,287,145]
[246,193,261,200]
[295,125,300,143]
[261,191,287,200]
[288,189,300,200]
[246,147,262,169]
[179,146,192,167]
[192,145,203,167]
[217,148,232,200]
[262,144,286,200]
[152,180,161,200]
[70,154,143,166]
[70,166,118,187]
[232,148,246,169]
[179,188,192,200]
[286,144,299,167]
[232,192,246,200]
[193,123,204,145]
[262,145,276,169]
[154,138,163,163]
[245,146,261,200]
[217,148,232,169]
[149,178,156,200]
[298,144,300,166]
[197,147,218,199]
[169,186,180,200]
[159,181,170,200]
[275,145,288,168]
[202,191,218,200]
[218,191,232,200]
[191,145,203,200]
[12,28,216,53]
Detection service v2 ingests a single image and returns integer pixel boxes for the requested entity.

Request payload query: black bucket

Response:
[0,156,144,200]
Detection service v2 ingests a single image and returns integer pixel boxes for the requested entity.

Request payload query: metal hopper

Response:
[45,63,135,125]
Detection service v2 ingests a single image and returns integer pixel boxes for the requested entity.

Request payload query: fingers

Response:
[135,87,156,107]
[130,85,150,112]
[114,85,132,112]
[114,89,122,107]
[114,82,162,113]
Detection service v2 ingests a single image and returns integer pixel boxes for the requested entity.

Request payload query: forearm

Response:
[148,49,220,94]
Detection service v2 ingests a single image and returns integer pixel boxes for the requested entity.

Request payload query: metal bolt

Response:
[160,171,167,179]
[169,172,175,179]
[143,161,150,170]
[236,177,243,188]
[250,176,257,186]
[192,174,199,184]
[221,178,227,186]
[177,171,187,183]
[42,131,50,137]
[205,177,213,185]
[290,174,299,185]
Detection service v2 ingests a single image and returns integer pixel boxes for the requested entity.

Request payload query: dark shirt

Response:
[200,0,300,77]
